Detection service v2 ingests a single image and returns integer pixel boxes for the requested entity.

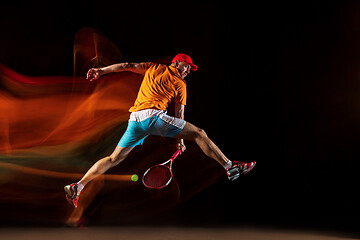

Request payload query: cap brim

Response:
[190,64,198,71]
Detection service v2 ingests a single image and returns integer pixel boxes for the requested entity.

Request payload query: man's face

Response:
[176,61,191,78]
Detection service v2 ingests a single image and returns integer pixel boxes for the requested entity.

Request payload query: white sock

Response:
[77,181,84,192]
[223,161,232,170]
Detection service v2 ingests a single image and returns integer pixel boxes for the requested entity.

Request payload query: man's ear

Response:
[173,60,180,67]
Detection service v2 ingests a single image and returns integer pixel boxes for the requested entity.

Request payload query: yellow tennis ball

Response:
[131,174,138,182]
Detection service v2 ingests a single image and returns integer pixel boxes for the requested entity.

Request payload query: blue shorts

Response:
[118,109,186,148]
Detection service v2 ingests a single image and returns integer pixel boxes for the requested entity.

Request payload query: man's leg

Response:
[64,146,134,207]
[174,121,256,181]
[174,122,231,168]
[80,146,134,187]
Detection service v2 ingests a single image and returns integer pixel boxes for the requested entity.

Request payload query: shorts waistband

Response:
[129,109,166,122]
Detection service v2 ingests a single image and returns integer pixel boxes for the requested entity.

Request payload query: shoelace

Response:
[231,161,247,172]
[232,161,240,167]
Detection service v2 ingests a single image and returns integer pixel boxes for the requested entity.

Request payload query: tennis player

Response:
[64,53,256,207]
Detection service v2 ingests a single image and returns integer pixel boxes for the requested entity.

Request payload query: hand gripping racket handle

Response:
[168,149,182,170]
[171,149,182,160]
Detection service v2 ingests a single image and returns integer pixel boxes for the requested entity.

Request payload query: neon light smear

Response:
[0,161,132,181]
[0,28,142,156]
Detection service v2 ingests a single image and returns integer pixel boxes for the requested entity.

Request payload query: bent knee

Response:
[108,147,132,166]
[194,128,207,140]
[108,154,122,166]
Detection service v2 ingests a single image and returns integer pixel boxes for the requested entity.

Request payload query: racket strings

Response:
[143,166,172,189]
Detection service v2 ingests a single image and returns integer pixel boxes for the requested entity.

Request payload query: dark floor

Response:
[0,225,358,240]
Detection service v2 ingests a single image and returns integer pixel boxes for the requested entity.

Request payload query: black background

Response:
[2,0,360,232]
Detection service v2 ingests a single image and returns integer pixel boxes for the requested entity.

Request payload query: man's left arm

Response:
[175,103,186,152]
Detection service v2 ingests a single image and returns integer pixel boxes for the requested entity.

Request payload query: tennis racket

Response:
[142,149,182,189]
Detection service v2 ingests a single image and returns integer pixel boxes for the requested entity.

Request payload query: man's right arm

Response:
[86,62,146,81]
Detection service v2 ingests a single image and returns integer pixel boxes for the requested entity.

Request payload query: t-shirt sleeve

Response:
[140,62,156,71]
[175,81,187,106]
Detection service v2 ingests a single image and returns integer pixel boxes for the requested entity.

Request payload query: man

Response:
[64,53,256,207]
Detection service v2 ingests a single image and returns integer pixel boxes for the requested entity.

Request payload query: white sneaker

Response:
[226,161,256,181]
[64,183,81,208]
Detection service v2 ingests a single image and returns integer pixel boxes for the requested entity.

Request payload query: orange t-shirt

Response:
[129,62,187,112]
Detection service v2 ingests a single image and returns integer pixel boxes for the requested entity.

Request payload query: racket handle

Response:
[171,149,182,160]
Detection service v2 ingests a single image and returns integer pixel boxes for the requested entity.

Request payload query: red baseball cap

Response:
[171,53,198,71]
